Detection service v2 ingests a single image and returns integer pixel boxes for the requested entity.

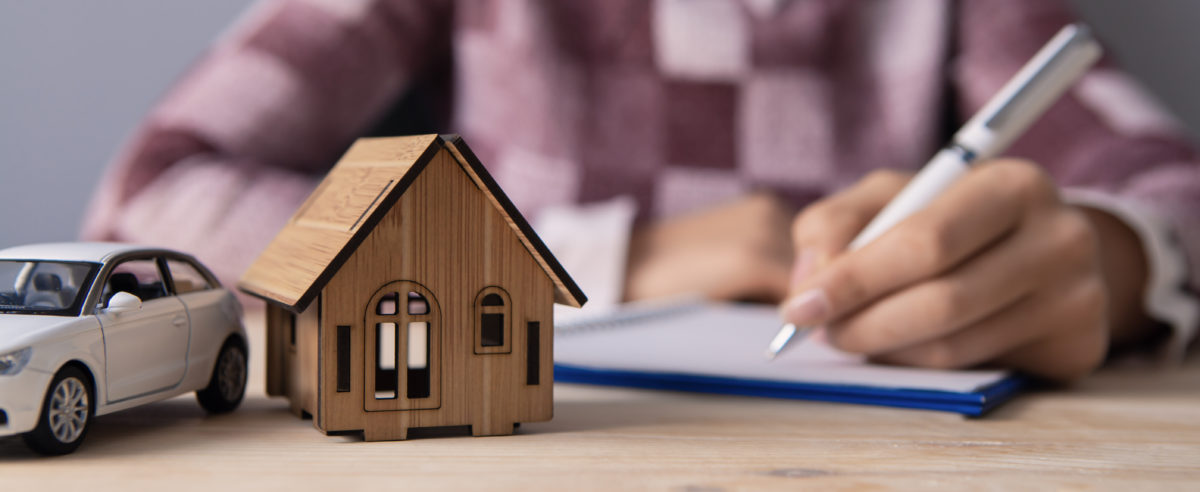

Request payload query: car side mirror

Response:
[105,292,143,314]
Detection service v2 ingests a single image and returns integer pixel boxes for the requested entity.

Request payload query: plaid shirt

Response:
[83,0,1200,343]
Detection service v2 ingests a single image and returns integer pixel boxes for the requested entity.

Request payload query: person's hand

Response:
[625,193,795,303]
[784,161,1150,382]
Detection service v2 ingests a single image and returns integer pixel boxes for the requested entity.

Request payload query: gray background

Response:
[1,1,1197,246]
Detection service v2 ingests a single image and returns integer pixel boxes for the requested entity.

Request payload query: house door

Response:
[363,281,441,411]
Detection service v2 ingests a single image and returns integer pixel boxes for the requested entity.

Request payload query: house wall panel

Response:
[316,148,555,440]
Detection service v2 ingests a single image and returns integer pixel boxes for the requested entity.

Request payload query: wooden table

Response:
[4,313,1199,490]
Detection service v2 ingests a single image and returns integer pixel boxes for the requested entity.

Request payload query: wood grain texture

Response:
[2,311,1198,490]
[237,134,585,313]
[238,135,437,309]
[441,138,584,308]
[250,137,565,441]
[315,149,555,440]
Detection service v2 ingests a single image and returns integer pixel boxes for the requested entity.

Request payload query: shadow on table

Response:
[526,386,762,435]
[981,361,1200,421]
[323,395,686,442]
[0,394,295,460]
[531,400,676,434]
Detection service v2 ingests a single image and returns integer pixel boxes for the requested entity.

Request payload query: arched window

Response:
[474,287,512,354]
[364,281,440,411]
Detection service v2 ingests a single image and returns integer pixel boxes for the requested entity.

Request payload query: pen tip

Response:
[764,323,797,362]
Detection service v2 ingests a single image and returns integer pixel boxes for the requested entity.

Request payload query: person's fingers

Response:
[825,207,1098,355]
[790,170,911,279]
[992,312,1109,382]
[825,222,1037,355]
[870,274,1107,381]
[780,159,1055,328]
[991,270,1109,382]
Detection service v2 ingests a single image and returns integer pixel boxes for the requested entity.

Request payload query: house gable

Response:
[238,134,586,312]
[440,136,587,309]
[315,147,557,436]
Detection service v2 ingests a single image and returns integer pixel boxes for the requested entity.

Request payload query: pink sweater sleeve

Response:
[955,0,1200,295]
[82,0,451,285]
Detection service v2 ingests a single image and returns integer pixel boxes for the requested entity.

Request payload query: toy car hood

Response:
[0,314,88,354]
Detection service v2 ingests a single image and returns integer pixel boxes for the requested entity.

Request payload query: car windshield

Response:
[0,260,100,316]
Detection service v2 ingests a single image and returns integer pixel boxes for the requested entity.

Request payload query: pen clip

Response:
[959,24,1103,157]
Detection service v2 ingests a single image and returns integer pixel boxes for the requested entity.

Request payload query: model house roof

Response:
[238,134,587,313]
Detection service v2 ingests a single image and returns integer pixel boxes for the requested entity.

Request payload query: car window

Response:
[101,258,168,307]
[0,260,98,316]
[166,259,213,294]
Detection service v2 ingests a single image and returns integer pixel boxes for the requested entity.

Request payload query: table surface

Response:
[3,312,1199,491]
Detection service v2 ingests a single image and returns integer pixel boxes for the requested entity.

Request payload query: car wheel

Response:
[23,366,93,455]
[196,339,247,414]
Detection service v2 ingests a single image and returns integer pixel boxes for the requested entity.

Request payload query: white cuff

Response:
[531,196,638,324]
[1065,188,1200,360]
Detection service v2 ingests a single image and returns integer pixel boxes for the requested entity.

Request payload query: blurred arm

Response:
[81,0,452,285]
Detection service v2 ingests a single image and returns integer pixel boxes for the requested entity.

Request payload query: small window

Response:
[406,322,430,399]
[165,259,213,294]
[336,325,351,392]
[102,258,167,306]
[526,322,540,385]
[474,287,511,354]
[408,292,428,315]
[375,322,398,399]
[377,292,398,315]
[481,314,503,346]
[288,313,297,348]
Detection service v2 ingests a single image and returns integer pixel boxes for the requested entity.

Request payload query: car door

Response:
[95,256,190,402]
[163,257,231,364]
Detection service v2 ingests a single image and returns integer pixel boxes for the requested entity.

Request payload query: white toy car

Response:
[0,243,247,455]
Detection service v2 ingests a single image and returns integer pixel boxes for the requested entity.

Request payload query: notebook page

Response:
[555,302,1010,393]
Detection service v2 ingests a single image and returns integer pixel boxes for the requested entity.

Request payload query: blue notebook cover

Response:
[553,302,1025,416]
[554,363,1026,416]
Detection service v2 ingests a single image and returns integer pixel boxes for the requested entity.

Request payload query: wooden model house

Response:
[238,134,586,441]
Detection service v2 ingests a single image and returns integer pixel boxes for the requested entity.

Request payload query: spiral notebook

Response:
[553,301,1025,416]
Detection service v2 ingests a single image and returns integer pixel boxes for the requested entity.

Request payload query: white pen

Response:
[765,23,1103,361]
